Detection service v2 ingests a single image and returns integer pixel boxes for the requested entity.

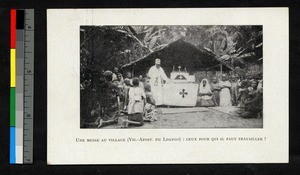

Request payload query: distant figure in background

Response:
[138,75,144,89]
[196,79,215,107]
[238,75,245,87]
[230,75,239,106]
[142,75,151,87]
[237,79,249,108]
[148,58,169,106]
[257,80,263,90]
[139,75,143,82]
[210,77,221,106]
[123,78,131,111]
[123,71,133,88]
[122,77,146,127]
[125,71,132,79]
[114,73,125,110]
[248,79,256,92]
[114,73,124,90]
[112,67,120,82]
[257,75,263,90]
[219,74,232,106]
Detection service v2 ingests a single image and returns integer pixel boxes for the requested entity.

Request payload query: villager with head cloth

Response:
[196,79,215,107]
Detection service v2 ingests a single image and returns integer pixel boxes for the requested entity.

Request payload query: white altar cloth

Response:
[162,83,198,107]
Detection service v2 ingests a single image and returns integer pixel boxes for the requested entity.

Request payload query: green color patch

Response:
[10,88,15,126]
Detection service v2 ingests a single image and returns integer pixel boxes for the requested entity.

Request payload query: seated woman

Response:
[241,80,263,118]
[196,79,215,107]
[122,77,146,128]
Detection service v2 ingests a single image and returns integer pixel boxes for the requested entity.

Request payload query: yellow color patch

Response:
[10,49,16,87]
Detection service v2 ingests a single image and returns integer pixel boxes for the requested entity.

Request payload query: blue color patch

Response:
[10,127,16,164]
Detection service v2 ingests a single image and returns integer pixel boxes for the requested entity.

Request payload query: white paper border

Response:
[47,8,289,164]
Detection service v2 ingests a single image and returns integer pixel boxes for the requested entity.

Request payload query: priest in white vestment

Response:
[148,58,169,106]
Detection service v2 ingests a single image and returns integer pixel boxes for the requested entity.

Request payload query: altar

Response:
[162,68,199,107]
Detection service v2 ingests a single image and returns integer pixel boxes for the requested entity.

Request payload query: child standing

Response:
[122,77,146,127]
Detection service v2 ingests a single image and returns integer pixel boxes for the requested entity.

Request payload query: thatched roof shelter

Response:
[122,39,233,77]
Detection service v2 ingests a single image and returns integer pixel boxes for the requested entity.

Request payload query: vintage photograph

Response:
[48,9,288,164]
[80,25,263,129]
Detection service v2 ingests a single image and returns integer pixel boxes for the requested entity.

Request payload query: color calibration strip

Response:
[10,8,17,164]
[10,9,34,164]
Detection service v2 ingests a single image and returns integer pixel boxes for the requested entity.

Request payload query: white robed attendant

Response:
[199,79,213,100]
[148,58,169,106]
[219,74,232,106]
[196,79,215,107]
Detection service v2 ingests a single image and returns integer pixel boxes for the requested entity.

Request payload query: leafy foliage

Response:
[81,25,262,83]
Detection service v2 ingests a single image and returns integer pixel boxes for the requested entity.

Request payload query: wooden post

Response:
[132,64,135,78]
[220,64,223,75]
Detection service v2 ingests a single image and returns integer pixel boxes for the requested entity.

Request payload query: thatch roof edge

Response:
[121,39,233,70]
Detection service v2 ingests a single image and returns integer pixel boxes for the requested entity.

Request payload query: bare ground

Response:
[101,106,263,129]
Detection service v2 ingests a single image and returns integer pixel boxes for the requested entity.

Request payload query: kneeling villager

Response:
[196,79,215,107]
[143,83,158,122]
[122,77,146,128]
[96,70,123,128]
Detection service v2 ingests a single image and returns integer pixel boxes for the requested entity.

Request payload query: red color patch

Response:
[10,9,16,48]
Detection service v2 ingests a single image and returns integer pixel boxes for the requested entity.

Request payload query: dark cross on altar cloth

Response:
[175,75,187,80]
[179,89,188,98]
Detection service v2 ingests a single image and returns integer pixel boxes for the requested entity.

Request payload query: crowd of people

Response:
[196,73,263,118]
[84,66,158,129]
[82,59,263,129]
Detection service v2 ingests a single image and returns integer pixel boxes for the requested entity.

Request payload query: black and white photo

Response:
[80,25,263,129]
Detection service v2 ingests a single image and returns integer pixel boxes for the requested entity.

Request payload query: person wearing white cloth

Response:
[219,74,232,106]
[196,79,215,107]
[147,58,169,106]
